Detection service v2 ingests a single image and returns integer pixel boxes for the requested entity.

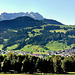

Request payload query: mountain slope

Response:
[1,24,75,51]
[41,19,63,25]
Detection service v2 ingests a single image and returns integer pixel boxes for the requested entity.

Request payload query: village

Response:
[0,48,75,58]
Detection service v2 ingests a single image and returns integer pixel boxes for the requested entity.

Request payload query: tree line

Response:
[0,53,75,74]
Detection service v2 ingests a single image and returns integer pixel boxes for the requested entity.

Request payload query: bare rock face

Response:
[0,12,44,21]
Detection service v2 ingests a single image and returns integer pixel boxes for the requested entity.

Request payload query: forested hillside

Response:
[0,16,75,53]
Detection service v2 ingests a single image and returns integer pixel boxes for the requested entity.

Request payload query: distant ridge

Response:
[0,12,63,25]
[0,12,44,21]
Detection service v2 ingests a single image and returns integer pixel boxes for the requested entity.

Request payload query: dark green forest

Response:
[0,53,75,74]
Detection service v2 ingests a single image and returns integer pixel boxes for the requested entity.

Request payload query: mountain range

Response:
[0,12,75,54]
[0,12,44,21]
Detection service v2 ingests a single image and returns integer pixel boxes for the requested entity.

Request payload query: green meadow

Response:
[0,44,3,50]
[0,72,75,75]
[46,41,74,51]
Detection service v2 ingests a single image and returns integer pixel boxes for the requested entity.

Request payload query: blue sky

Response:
[0,0,75,25]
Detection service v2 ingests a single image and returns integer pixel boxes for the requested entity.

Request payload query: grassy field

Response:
[21,45,48,54]
[32,28,43,33]
[68,35,75,38]
[4,41,75,52]
[50,29,73,33]
[6,44,19,50]
[50,29,67,33]
[0,72,75,75]
[46,41,73,51]
[0,74,31,75]
[0,44,3,50]
[8,29,18,32]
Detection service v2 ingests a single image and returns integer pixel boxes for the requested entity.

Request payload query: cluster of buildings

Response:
[48,48,75,57]
[0,50,44,58]
[0,48,75,58]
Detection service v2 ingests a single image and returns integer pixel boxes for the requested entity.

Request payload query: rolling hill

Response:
[0,16,44,29]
